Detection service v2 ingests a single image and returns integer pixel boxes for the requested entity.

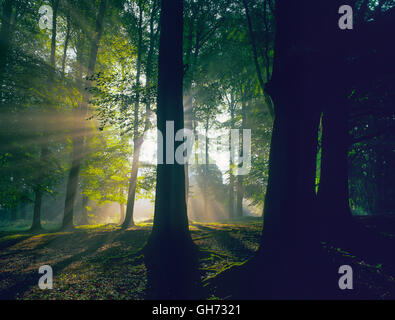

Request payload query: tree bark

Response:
[204,117,209,215]
[123,0,144,229]
[31,188,43,230]
[0,0,13,78]
[228,94,236,219]
[61,7,71,76]
[241,0,274,118]
[123,0,158,228]
[62,0,107,231]
[236,88,247,218]
[254,0,337,298]
[80,194,89,225]
[145,0,198,299]
[119,203,125,225]
[31,0,59,232]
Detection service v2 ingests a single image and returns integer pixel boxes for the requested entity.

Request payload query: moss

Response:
[0,234,27,241]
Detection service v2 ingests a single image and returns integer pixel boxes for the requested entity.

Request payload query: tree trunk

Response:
[229,98,235,219]
[62,0,107,231]
[0,0,13,78]
[229,174,234,219]
[62,149,81,230]
[254,1,337,298]
[61,7,71,76]
[119,203,125,225]
[31,188,43,230]
[10,206,17,222]
[242,0,273,118]
[236,89,247,218]
[204,117,209,215]
[317,103,351,238]
[183,10,196,204]
[19,198,27,220]
[31,143,49,231]
[50,0,59,67]
[123,0,144,229]
[123,139,142,228]
[145,0,198,299]
[31,1,58,232]
[80,194,89,225]
[123,0,157,229]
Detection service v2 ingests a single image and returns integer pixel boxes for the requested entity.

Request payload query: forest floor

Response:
[0,216,394,300]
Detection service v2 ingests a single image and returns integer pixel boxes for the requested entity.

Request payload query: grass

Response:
[0,216,394,300]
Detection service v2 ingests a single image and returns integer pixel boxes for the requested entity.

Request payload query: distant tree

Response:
[62,0,108,231]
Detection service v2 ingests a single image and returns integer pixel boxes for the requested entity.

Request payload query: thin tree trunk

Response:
[0,0,13,78]
[61,7,71,76]
[31,188,43,230]
[50,0,59,67]
[204,117,209,214]
[119,203,125,225]
[241,0,274,118]
[123,139,141,228]
[229,95,235,219]
[62,0,107,231]
[262,0,271,82]
[183,10,195,204]
[10,206,17,222]
[20,198,27,220]
[236,88,246,218]
[123,0,158,229]
[80,194,89,225]
[31,0,59,231]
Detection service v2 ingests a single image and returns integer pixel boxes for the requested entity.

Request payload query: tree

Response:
[193,80,221,215]
[0,0,13,78]
[122,0,159,229]
[62,0,108,231]
[30,0,60,231]
[144,0,199,299]
[250,1,339,299]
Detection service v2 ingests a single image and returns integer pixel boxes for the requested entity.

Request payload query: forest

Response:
[0,0,394,300]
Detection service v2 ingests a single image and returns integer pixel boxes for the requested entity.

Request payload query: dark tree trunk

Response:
[236,173,243,217]
[31,189,43,230]
[63,150,81,230]
[242,0,273,118]
[316,5,395,268]
[145,0,198,299]
[0,0,13,77]
[31,1,58,232]
[10,206,17,222]
[229,98,236,219]
[318,103,351,238]
[252,1,339,298]
[204,117,209,215]
[19,198,27,220]
[80,194,89,225]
